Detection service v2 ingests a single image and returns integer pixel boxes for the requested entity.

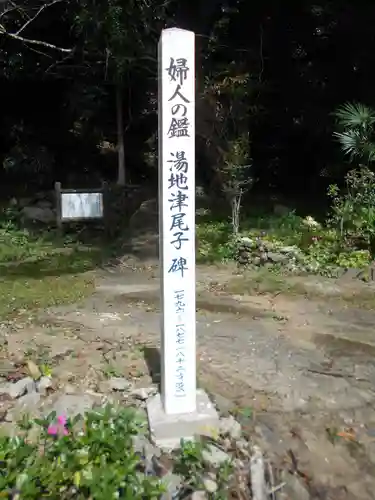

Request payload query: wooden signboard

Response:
[55,181,109,235]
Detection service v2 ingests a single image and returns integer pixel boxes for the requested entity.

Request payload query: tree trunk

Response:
[116,83,125,186]
[231,191,242,235]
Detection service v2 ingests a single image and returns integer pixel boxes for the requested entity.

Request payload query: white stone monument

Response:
[146,28,219,448]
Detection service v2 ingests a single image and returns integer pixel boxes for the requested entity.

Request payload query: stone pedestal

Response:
[147,389,219,449]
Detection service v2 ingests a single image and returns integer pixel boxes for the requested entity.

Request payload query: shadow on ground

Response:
[142,346,162,390]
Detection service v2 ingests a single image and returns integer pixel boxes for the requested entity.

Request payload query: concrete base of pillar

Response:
[146,389,220,449]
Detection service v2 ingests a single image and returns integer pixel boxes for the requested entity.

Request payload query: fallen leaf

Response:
[337,428,356,441]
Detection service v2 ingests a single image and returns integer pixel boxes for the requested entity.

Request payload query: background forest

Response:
[1,0,375,278]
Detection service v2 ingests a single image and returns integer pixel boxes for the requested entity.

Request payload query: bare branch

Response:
[0,0,71,53]
[16,0,64,35]
[0,26,73,52]
[26,43,54,59]
[0,1,21,21]
[45,51,74,73]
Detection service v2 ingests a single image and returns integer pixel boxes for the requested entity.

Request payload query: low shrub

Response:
[197,211,371,276]
[196,221,235,263]
[0,406,165,499]
[0,222,47,263]
[329,167,375,257]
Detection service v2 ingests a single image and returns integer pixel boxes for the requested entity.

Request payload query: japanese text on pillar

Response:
[166,55,191,398]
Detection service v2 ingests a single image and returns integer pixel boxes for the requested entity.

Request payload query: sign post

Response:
[147,28,218,448]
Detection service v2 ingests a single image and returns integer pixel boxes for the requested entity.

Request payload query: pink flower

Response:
[47,415,69,436]
[57,415,67,426]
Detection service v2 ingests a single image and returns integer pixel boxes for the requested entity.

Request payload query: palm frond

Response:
[333,130,364,159]
[334,102,375,130]
[333,129,375,162]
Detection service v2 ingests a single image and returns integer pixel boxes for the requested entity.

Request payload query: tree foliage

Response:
[0,0,375,198]
[333,102,375,164]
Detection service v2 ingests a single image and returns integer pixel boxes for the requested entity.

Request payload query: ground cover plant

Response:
[196,208,372,276]
[0,406,165,499]
[0,214,102,320]
[0,406,239,500]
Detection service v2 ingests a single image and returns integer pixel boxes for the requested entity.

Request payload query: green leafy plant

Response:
[328,167,375,257]
[196,221,235,263]
[197,208,371,276]
[333,102,375,164]
[221,134,253,234]
[174,439,206,490]
[0,406,165,499]
[203,71,253,235]
[174,439,233,499]
[335,249,370,269]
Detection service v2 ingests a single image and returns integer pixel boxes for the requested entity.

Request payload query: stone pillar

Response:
[146,28,219,448]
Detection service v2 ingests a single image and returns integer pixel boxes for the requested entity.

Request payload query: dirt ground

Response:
[2,262,375,499]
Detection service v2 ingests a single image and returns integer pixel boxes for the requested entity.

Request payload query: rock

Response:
[17,197,33,208]
[131,387,156,401]
[255,421,285,453]
[160,472,183,499]
[281,472,310,500]
[48,393,97,418]
[235,438,250,455]
[202,444,231,467]
[62,384,78,394]
[203,477,218,493]
[129,198,158,230]
[133,434,161,459]
[2,377,36,399]
[196,186,205,197]
[238,258,251,266]
[6,393,41,422]
[37,376,53,395]
[189,491,208,500]
[149,454,173,476]
[221,437,232,450]
[340,267,364,280]
[21,206,55,223]
[36,200,53,209]
[219,415,242,439]
[0,329,8,347]
[239,237,254,249]
[236,236,306,269]
[196,208,210,217]
[107,377,133,392]
[210,392,235,416]
[267,252,288,264]
[278,245,301,255]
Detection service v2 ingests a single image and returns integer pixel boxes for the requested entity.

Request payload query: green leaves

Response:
[329,167,375,257]
[75,0,162,82]
[333,102,375,163]
[0,405,165,499]
[334,102,375,129]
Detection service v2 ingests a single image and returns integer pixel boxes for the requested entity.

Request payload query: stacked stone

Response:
[236,237,302,268]
[236,237,254,265]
